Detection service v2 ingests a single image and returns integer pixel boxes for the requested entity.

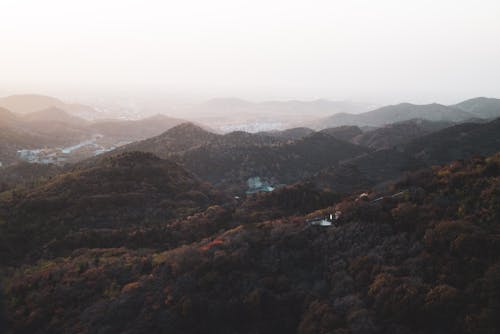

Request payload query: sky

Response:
[0,0,499,104]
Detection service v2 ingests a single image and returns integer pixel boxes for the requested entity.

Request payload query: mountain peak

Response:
[163,122,211,136]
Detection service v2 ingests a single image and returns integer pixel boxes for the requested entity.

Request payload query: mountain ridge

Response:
[309,102,474,129]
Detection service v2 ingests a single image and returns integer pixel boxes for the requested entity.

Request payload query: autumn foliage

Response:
[0,153,498,333]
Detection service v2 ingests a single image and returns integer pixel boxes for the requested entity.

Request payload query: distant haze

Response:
[1,0,499,105]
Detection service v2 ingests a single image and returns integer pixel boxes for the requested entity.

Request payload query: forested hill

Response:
[2,152,499,333]
[0,151,228,265]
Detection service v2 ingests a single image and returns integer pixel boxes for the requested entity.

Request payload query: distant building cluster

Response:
[16,135,118,165]
[17,149,68,164]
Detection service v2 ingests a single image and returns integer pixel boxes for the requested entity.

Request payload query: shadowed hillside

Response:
[0,151,227,265]
[179,132,370,191]
[2,153,499,333]
[320,125,363,142]
[403,117,500,165]
[352,119,453,150]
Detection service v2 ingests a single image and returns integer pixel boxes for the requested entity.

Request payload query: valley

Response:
[16,135,129,165]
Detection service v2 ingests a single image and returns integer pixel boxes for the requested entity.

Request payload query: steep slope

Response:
[403,117,500,165]
[453,97,500,119]
[4,153,499,333]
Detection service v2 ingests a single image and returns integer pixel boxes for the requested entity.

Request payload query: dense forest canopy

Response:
[1,148,499,333]
[1,95,500,333]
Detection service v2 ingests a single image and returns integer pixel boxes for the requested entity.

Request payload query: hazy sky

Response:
[0,0,499,104]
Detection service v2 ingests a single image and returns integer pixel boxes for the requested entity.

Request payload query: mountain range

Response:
[3,95,500,197]
[1,92,500,333]
[307,97,500,129]
[0,104,186,165]
[116,123,371,192]
[112,115,500,195]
